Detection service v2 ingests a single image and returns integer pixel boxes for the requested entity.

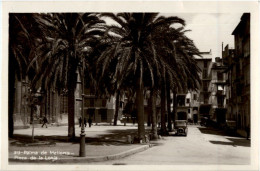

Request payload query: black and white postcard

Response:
[1,1,259,171]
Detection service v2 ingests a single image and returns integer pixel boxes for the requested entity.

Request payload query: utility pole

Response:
[79,59,86,157]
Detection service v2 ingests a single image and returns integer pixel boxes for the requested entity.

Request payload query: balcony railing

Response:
[211,79,226,84]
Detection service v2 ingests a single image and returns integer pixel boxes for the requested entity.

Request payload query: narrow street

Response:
[90,125,250,165]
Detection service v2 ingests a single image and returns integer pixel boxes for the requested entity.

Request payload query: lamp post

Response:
[79,59,86,157]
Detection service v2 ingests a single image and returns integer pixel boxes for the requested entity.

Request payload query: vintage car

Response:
[174,120,188,136]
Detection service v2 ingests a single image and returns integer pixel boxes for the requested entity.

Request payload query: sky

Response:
[162,13,244,59]
[105,13,244,60]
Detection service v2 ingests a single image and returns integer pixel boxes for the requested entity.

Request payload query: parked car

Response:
[174,120,188,136]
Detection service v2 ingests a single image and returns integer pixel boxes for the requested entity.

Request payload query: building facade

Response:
[12,67,124,129]
[189,51,213,122]
[208,57,228,126]
[222,13,250,136]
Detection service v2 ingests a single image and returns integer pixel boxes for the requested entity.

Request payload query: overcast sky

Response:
[105,13,244,60]
[163,13,244,59]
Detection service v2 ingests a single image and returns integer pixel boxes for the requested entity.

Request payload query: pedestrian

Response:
[88,118,92,127]
[78,117,82,127]
[84,117,87,127]
[246,124,250,140]
[42,116,48,128]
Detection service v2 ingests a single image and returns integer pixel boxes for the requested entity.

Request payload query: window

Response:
[217,72,223,81]
[204,61,207,68]
[203,82,208,91]
[203,69,207,79]
[188,109,190,113]
[204,94,209,104]
[177,95,185,106]
[99,109,107,122]
[186,98,190,103]
[217,85,224,91]
[120,101,124,108]
[193,94,197,100]
[102,99,107,107]
[90,99,94,107]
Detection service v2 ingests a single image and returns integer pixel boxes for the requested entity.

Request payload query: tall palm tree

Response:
[97,13,186,141]
[30,13,105,139]
[9,14,42,137]
[151,25,201,134]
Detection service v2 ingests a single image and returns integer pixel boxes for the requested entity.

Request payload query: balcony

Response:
[216,90,226,96]
[211,79,226,84]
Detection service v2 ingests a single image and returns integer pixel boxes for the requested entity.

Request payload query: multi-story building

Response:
[222,13,250,136]
[175,92,190,121]
[173,50,213,123]
[222,44,235,121]
[188,51,213,122]
[75,69,124,124]
[232,13,250,135]
[208,57,228,126]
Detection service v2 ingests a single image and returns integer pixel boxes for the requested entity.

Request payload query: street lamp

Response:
[79,59,86,157]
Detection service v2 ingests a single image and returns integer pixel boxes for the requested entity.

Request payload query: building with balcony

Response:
[222,44,235,121]
[77,70,124,124]
[208,57,228,126]
[222,13,250,136]
[175,93,190,121]
[189,51,213,122]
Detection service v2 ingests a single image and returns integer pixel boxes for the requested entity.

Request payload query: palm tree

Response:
[9,14,42,137]
[151,25,201,134]
[97,13,186,141]
[30,13,105,139]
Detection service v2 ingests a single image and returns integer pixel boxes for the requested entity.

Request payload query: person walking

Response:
[42,116,48,128]
[78,117,82,127]
[88,118,92,128]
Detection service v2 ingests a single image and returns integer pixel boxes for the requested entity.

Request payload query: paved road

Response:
[90,125,250,165]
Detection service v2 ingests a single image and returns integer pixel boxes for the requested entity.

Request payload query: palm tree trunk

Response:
[151,89,158,139]
[68,85,75,139]
[136,75,145,142]
[113,91,120,126]
[160,84,167,135]
[147,104,151,127]
[167,85,172,131]
[173,91,177,122]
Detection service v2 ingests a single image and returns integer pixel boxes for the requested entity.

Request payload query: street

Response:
[89,125,250,165]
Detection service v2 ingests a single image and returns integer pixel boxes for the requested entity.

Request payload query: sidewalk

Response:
[9,123,153,163]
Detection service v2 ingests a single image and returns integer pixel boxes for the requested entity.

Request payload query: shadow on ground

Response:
[11,128,154,146]
[209,138,250,147]
[197,126,239,137]
[197,126,250,147]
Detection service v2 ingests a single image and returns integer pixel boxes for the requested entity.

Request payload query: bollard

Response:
[127,135,132,144]
[145,135,149,143]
